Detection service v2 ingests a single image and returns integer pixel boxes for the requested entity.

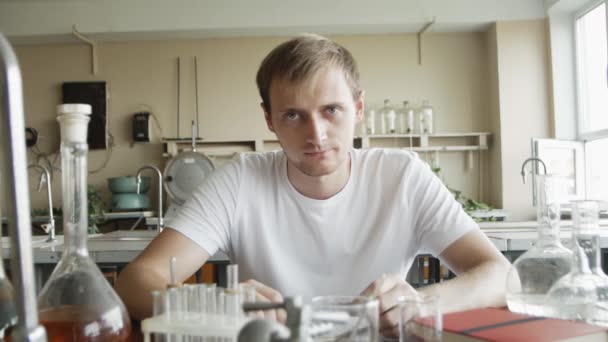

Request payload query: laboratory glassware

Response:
[505,174,572,316]
[547,201,608,326]
[37,104,132,340]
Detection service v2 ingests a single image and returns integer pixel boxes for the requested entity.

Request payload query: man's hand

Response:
[360,273,419,339]
[241,279,287,323]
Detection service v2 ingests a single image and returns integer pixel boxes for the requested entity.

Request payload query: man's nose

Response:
[305,115,328,145]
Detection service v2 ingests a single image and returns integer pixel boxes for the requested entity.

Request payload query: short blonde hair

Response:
[256,33,361,111]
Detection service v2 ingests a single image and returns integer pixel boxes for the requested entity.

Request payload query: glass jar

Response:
[546,201,608,326]
[365,110,376,136]
[37,104,132,341]
[397,101,415,134]
[380,99,396,134]
[418,100,434,134]
[505,174,572,317]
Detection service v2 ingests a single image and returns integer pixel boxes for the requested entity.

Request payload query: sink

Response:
[1,235,64,256]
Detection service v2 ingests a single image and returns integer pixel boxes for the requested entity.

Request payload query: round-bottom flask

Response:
[547,201,608,326]
[506,174,572,317]
[37,104,131,341]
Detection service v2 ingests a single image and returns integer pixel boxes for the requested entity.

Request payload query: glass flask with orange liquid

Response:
[0,235,17,339]
[36,104,131,341]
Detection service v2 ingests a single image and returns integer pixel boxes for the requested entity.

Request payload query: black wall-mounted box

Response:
[62,81,107,150]
[133,112,151,142]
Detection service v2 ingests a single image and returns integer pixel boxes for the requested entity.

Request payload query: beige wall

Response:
[494,20,553,220]
[2,27,552,222]
[1,33,493,214]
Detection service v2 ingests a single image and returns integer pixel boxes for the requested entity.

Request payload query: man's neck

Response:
[286,155,351,200]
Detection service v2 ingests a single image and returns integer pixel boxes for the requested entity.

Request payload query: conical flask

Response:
[547,200,608,326]
[37,104,131,341]
[505,174,573,316]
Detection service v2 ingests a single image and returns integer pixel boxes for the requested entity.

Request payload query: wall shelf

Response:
[354,132,490,152]
[162,132,491,159]
[162,138,279,159]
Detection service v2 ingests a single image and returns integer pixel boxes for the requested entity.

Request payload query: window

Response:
[575,1,608,202]
[586,137,608,201]
[576,1,607,137]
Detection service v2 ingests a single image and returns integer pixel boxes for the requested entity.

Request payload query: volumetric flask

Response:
[37,105,131,341]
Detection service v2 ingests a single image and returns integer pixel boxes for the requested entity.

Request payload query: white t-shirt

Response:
[167,148,477,299]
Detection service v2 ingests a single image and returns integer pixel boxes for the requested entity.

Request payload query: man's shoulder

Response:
[229,150,283,173]
[354,148,420,169]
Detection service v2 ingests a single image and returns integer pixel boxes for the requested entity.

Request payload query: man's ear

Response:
[355,90,365,124]
[261,102,275,133]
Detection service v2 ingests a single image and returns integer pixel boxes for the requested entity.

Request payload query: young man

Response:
[116,34,510,338]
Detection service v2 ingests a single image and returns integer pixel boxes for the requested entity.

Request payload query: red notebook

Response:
[438,308,608,341]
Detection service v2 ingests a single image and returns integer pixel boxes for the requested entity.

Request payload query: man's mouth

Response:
[304,149,332,157]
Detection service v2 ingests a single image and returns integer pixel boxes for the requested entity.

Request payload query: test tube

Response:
[167,287,183,319]
[198,284,208,315]
[185,284,200,313]
[170,256,178,285]
[206,284,217,314]
[152,290,167,342]
[226,264,238,291]
[217,289,226,315]
[225,265,240,316]
[152,290,166,316]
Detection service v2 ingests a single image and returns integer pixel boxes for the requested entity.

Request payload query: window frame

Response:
[574,0,608,141]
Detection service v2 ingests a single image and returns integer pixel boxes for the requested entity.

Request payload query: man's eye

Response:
[286,112,299,120]
[326,106,339,115]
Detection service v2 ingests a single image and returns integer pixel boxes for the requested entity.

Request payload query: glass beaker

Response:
[505,174,572,317]
[546,201,608,326]
[37,104,132,341]
[398,294,441,342]
[310,296,379,342]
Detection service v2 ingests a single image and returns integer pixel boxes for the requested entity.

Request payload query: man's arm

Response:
[115,228,210,320]
[420,229,511,312]
[362,229,511,337]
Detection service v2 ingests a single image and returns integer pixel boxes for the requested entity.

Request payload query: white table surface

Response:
[4,220,608,263]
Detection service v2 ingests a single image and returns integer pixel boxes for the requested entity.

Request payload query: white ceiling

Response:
[0,0,549,44]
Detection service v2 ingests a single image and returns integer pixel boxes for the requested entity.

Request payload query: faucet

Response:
[28,164,56,242]
[0,33,47,341]
[521,157,548,207]
[136,165,164,233]
[520,157,547,184]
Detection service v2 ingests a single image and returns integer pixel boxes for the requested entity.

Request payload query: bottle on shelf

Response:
[397,101,415,134]
[379,99,395,134]
[419,100,435,134]
[37,104,132,341]
[365,109,376,135]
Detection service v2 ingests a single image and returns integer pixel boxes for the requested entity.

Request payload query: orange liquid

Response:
[39,305,131,342]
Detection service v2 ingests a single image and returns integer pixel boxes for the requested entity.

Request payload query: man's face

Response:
[263,66,364,177]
